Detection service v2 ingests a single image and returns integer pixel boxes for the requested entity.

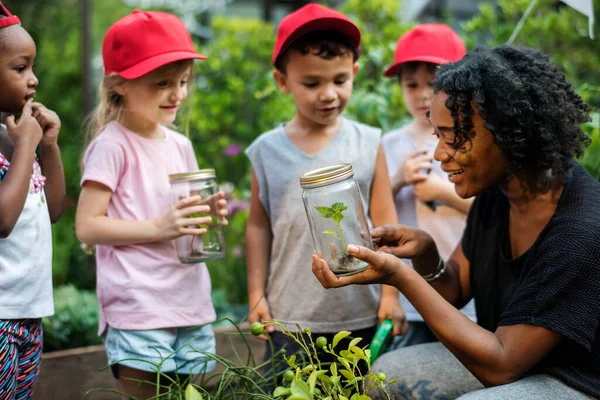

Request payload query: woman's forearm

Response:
[392,267,514,385]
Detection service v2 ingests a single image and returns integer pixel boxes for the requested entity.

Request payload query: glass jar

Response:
[299,163,373,276]
[169,169,225,264]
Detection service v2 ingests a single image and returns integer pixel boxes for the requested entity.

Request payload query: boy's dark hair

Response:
[433,45,591,193]
[274,30,359,74]
[397,61,438,82]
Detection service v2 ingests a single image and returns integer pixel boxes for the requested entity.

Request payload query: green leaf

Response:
[321,375,334,390]
[340,369,355,381]
[332,331,352,349]
[349,337,363,348]
[290,380,312,400]
[322,230,340,239]
[185,384,203,400]
[330,362,338,377]
[337,357,352,371]
[288,395,311,400]
[350,345,367,360]
[331,202,346,210]
[286,354,298,369]
[302,365,315,374]
[307,370,327,392]
[273,387,291,397]
[332,211,344,224]
[315,206,335,218]
[340,349,359,362]
[339,396,349,400]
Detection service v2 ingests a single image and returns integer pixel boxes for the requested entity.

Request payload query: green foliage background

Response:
[5,0,599,348]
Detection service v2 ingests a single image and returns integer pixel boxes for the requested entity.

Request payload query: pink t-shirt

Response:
[81,121,215,335]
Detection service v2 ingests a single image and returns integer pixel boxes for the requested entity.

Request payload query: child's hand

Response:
[5,98,43,150]
[403,148,433,186]
[248,297,275,341]
[32,102,61,148]
[378,295,408,336]
[154,195,214,241]
[213,191,229,226]
[414,173,449,203]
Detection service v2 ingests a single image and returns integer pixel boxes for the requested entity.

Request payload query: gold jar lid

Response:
[169,169,216,183]
[299,163,354,188]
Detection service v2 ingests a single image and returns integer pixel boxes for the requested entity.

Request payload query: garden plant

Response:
[85,319,394,400]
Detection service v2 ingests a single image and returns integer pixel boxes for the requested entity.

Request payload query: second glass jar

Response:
[169,169,225,264]
[299,163,373,276]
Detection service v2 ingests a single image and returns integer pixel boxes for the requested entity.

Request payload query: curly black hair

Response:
[433,45,591,193]
[274,30,359,74]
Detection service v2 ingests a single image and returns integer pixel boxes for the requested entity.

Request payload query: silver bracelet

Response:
[420,256,446,282]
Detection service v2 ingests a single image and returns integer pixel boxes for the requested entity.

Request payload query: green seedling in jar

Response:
[188,212,219,231]
[315,202,349,250]
[187,212,219,254]
[315,202,358,272]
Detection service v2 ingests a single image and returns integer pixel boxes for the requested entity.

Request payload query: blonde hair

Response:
[84,74,127,151]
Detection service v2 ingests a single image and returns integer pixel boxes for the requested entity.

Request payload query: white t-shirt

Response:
[382,126,476,322]
[0,135,53,319]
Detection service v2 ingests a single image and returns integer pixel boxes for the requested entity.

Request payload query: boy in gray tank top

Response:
[245,3,406,369]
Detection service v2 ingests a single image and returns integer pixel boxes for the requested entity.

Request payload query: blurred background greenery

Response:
[5,0,597,351]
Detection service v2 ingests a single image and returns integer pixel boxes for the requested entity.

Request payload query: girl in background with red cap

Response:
[380,24,476,350]
[75,10,227,399]
[0,2,66,398]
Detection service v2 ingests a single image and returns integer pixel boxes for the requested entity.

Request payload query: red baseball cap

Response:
[272,3,360,65]
[103,10,206,80]
[383,24,466,77]
[0,2,21,29]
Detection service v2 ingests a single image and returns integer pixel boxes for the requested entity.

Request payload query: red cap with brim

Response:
[273,3,361,65]
[0,2,21,29]
[383,24,466,77]
[117,51,206,80]
[103,10,207,80]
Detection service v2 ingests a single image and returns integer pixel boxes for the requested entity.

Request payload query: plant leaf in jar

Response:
[314,202,348,250]
[188,212,219,230]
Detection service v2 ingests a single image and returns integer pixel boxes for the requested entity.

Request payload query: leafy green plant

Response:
[315,202,349,250]
[257,321,393,400]
[86,319,393,399]
[42,285,102,352]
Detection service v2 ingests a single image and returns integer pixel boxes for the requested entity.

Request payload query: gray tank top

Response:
[246,118,381,332]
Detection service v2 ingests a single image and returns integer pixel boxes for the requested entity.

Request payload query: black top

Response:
[462,163,600,398]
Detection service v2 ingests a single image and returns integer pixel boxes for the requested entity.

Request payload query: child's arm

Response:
[0,100,43,238]
[76,181,222,246]
[414,173,474,215]
[370,145,408,336]
[33,103,65,223]
[245,168,275,339]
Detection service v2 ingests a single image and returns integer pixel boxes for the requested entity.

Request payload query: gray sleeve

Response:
[245,140,271,216]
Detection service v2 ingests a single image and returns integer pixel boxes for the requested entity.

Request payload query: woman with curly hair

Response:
[312,45,600,400]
